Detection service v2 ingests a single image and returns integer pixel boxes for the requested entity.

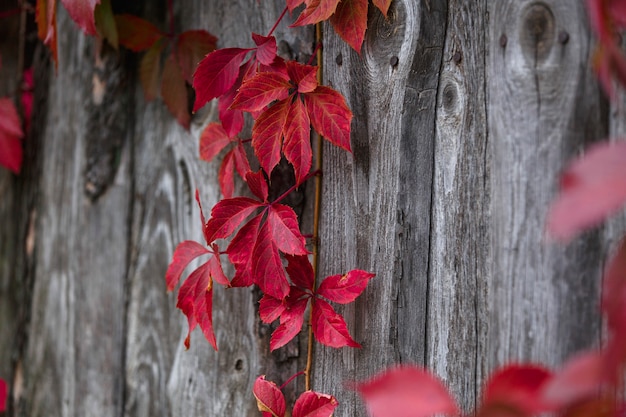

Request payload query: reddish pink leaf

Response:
[372,0,392,16]
[218,88,245,138]
[546,141,626,241]
[479,364,552,416]
[139,39,165,101]
[228,214,263,287]
[253,220,290,299]
[609,0,626,26]
[312,298,360,348]
[270,295,309,350]
[293,391,339,417]
[208,246,229,287]
[115,14,164,51]
[165,240,209,291]
[0,98,24,174]
[219,150,236,198]
[292,0,341,26]
[304,86,352,152]
[60,0,99,35]
[199,122,232,162]
[252,99,290,175]
[195,190,210,244]
[36,0,58,67]
[205,197,262,243]
[0,378,6,412]
[602,239,626,372]
[286,61,318,93]
[21,68,34,136]
[285,254,314,291]
[193,48,251,112]
[233,142,252,179]
[176,30,218,84]
[252,33,278,66]
[287,0,306,12]
[196,286,217,349]
[354,365,459,417]
[246,170,269,202]
[231,72,291,112]
[330,0,368,52]
[317,270,375,304]
[259,294,286,323]
[253,376,287,417]
[283,97,312,184]
[268,204,308,255]
[542,351,605,408]
[176,261,215,349]
[161,54,190,129]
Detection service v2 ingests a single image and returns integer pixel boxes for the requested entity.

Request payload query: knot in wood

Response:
[366,1,406,64]
[520,2,555,64]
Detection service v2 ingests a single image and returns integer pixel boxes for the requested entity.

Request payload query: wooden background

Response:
[0,0,620,416]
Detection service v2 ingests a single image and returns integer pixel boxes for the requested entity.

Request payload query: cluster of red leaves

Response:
[253,376,337,417]
[587,0,626,96]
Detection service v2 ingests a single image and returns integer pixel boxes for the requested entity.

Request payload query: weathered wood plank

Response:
[485,0,605,376]
[314,1,446,415]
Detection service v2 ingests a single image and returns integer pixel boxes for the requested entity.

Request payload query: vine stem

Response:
[267,6,288,37]
[271,169,320,205]
[280,371,306,390]
[305,21,324,393]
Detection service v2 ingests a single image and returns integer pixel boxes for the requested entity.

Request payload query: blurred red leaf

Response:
[312,298,360,348]
[115,14,164,52]
[253,376,287,417]
[0,98,24,174]
[139,39,165,101]
[330,0,368,53]
[60,0,100,35]
[176,30,218,84]
[0,378,6,412]
[546,141,626,241]
[161,54,190,129]
[354,365,459,417]
[94,0,118,49]
[292,391,338,417]
[372,0,392,16]
[36,0,58,67]
[199,122,232,162]
[317,270,375,304]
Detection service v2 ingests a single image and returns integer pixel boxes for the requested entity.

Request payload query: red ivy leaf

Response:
[193,48,251,112]
[602,239,626,371]
[60,0,100,35]
[252,98,290,175]
[176,261,214,349]
[283,97,312,185]
[199,122,232,162]
[218,83,245,137]
[267,204,308,255]
[165,240,209,291]
[0,378,6,412]
[317,270,375,304]
[246,170,269,202]
[292,391,338,417]
[231,72,291,113]
[205,197,262,243]
[252,33,278,66]
[372,0,392,16]
[115,14,164,51]
[94,0,118,49]
[304,86,352,152]
[233,142,252,179]
[270,293,309,350]
[176,30,218,84]
[219,150,236,198]
[254,220,290,299]
[312,298,360,348]
[292,0,341,27]
[286,61,318,93]
[546,141,626,241]
[139,38,165,101]
[228,214,263,287]
[354,365,459,417]
[285,254,314,291]
[479,364,553,417]
[330,0,368,53]
[0,98,24,174]
[253,376,287,417]
[259,294,286,323]
[36,0,58,67]
[161,54,190,129]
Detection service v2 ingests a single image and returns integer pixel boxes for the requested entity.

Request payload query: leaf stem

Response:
[267,6,288,37]
[305,21,324,392]
[307,42,322,66]
[280,370,306,390]
[0,7,21,19]
[271,169,321,205]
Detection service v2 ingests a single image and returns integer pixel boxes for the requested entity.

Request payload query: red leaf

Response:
[218,88,245,138]
[317,270,375,304]
[165,240,209,291]
[259,294,286,323]
[228,214,263,287]
[330,0,368,53]
[312,298,360,348]
[246,170,269,202]
[268,204,308,255]
[176,30,218,84]
[205,197,262,243]
[292,0,341,26]
[192,48,251,112]
[0,378,6,412]
[253,376,287,417]
[252,33,278,66]
[479,364,552,417]
[304,86,352,152]
[208,245,229,287]
[253,220,291,299]
[115,14,164,51]
[231,72,291,113]
[139,38,165,101]
[602,239,626,372]
[21,68,34,136]
[283,97,312,184]
[60,0,99,35]
[546,141,626,241]
[0,98,23,174]
[94,0,118,49]
[354,365,459,417]
[161,54,190,129]
[36,0,58,67]
[270,294,309,350]
[285,254,314,291]
[252,99,291,175]
[219,150,236,198]
[542,351,606,409]
[372,0,392,16]
[293,391,338,417]
[197,286,217,349]
[286,61,318,93]
[176,261,214,349]
[195,190,210,244]
[233,142,252,179]
[287,0,306,12]
[199,122,232,162]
